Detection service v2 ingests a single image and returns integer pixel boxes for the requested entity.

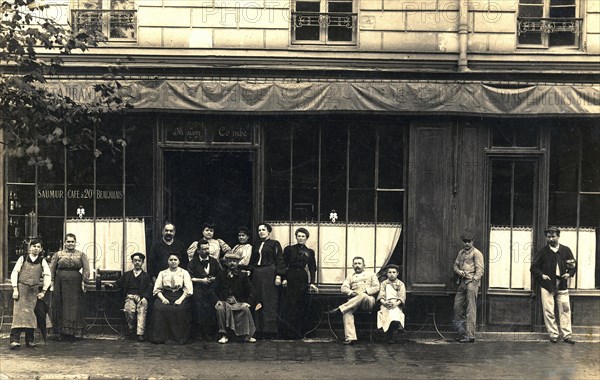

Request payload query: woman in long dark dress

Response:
[249,223,285,339]
[49,233,90,340]
[150,254,193,344]
[281,228,318,339]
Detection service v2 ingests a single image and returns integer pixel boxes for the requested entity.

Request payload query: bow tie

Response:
[200,260,209,269]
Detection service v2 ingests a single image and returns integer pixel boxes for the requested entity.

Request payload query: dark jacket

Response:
[530,244,576,293]
[214,269,255,307]
[188,256,221,292]
[249,239,285,276]
[283,244,317,284]
[148,239,188,278]
[113,270,153,300]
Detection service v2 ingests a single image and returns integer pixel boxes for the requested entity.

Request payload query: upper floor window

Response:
[291,0,357,45]
[72,0,137,41]
[517,0,582,48]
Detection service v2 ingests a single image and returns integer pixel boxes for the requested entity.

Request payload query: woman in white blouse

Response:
[149,254,193,344]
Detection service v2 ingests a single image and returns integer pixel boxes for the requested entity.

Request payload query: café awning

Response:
[46,79,600,116]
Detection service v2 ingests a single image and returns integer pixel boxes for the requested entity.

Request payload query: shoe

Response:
[9,342,21,350]
[26,342,37,348]
[137,335,144,342]
[218,336,229,344]
[454,336,464,342]
[550,337,558,343]
[325,308,339,315]
[342,340,355,345]
[459,337,475,343]
[245,336,256,343]
[563,338,575,345]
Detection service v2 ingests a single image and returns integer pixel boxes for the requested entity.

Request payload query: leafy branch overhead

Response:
[0,0,132,168]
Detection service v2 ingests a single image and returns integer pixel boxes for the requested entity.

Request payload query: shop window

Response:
[292,0,357,45]
[517,0,582,48]
[72,0,137,41]
[263,117,405,285]
[3,116,155,280]
[549,125,600,289]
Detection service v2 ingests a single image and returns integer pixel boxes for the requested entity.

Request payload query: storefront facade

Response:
[1,0,599,332]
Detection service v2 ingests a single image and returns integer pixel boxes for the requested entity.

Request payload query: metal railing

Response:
[517,17,582,36]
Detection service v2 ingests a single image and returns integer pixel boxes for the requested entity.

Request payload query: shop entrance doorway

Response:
[163,151,254,249]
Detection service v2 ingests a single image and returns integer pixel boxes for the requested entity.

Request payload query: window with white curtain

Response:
[264,116,405,284]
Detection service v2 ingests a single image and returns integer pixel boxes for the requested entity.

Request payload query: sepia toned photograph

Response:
[0,0,599,378]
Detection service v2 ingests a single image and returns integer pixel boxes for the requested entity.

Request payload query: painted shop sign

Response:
[37,188,123,200]
[213,125,253,143]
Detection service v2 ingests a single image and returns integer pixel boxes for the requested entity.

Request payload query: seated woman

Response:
[376,264,406,344]
[149,254,193,344]
[230,226,253,270]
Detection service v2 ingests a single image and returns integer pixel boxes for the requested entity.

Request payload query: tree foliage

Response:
[0,0,132,168]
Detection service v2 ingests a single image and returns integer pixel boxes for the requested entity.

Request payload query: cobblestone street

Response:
[1,335,598,379]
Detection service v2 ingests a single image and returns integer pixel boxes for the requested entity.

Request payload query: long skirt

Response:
[216,302,256,337]
[252,265,279,334]
[281,268,308,339]
[150,290,191,344]
[12,283,39,329]
[52,270,86,337]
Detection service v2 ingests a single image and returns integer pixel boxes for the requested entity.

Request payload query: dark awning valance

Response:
[46,79,599,116]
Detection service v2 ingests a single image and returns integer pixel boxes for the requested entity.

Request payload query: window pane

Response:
[320,124,347,222]
[549,32,575,47]
[492,122,538,147]
[378,124,404,189]
[7,156,35,183]
[348,190,374,222]
[294,1,320,41]
[328,22,353,42]
[349,126,375,189]
[518,32,543,45]
[292,124,318,222]
[377,191,403,224]
[125,118,154,216]
[96,123,124,217]
[264,125,291,221]
[548,192,578,227]
[38,144,65,184]
[490,161,512,226]
[321,125,347,189]
[38,216,65,254]
[580,195,600,228]
[519,4,543,18]
[581,126,600,192]
[513,161,535,226]
[37,184,65,217]
[328,1,352,13]
[550,126,579,192]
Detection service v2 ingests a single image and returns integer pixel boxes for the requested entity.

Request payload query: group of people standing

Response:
[144,221,318,344]
[9,223,576,348]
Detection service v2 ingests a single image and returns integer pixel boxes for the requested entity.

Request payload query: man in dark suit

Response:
[531,226,577,344]
[109,252,153,342]
[148,223,188,280]
[188,239,221,340]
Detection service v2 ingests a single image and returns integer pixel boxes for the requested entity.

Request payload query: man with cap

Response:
[452,231,484,343]
[213,249,256,344]
[108,252,153,341]
[376,264,406,343]
[531,226,576,344]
